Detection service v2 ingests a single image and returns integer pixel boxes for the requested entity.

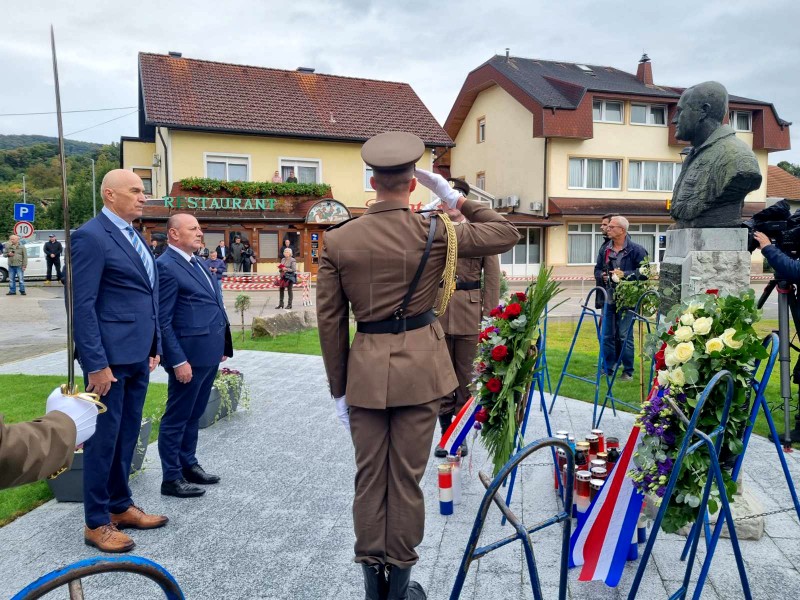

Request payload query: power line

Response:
[0,106,139,117]
[65,109,140,137]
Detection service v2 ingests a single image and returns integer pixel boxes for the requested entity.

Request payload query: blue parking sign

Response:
[14,203,35,222]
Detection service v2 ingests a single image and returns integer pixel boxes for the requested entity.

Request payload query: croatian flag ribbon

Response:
[439,396,478,456]
[570,424,644,587]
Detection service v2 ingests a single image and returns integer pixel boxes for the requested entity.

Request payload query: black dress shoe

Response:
[161,478,206,498]
[182,464,220,485]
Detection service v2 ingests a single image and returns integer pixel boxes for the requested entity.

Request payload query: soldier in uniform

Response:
[431,191,501,458]
[317,131,519,600]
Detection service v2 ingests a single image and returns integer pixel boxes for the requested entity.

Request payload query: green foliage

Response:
[235,294,252,341]
[0,134,101,154]
[179,177,331,198]
[777,161,800,178]
[213,370,251,420]
[613,257,659,315]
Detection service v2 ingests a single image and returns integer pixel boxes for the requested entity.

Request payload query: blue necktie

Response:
[125,226,155,287]
[190,256,215,293]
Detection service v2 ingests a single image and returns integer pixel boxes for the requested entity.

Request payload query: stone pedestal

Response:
[658,228,751,314]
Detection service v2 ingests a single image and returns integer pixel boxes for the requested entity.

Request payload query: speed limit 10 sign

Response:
[13,221,35,238]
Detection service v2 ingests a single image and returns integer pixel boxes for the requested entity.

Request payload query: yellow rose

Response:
[669,367,686,387]
[664,345,679,367]
[720,328,744,349]
[673,341,695,363]
[705,337,724,354]
[657,370,670,387]
[680,313,695,326]
[673,326,694,342]
[692,316,713,336]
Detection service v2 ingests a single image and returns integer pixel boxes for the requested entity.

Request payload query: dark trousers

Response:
[278,283,293,306]
[601,305,635,376]
[350,399,439,569]
[83,359,150,529]
[158,365,218,482]
[241,259,251,273]
[46,256,62,281]
[438,333,479,416]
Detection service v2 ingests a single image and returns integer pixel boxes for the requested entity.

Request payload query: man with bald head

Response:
[71,169,166,552]
[157,213,231,498]
[670,81,762,229]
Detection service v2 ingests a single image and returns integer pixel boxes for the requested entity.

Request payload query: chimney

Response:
[636,53,653,86]
[505,48,510,60]
[297,67,315,74]
[168,51,182,58]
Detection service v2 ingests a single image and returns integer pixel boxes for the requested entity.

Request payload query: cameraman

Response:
[596,216,648,380]
[755,232,800,282]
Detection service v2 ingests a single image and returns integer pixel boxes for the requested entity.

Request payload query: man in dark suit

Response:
[214,240,229,266]
[71,169,167,553]
[157,213,232,498]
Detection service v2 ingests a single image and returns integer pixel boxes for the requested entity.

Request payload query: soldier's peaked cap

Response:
[361,131,425,171]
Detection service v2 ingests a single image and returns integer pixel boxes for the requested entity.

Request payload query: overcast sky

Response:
[1,0,798,164]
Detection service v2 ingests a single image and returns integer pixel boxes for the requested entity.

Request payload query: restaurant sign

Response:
[162,196,276,210]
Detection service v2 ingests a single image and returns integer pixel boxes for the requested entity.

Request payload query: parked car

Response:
[0,241,58,282]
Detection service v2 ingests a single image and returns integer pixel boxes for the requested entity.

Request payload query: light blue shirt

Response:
[102,206,155,277]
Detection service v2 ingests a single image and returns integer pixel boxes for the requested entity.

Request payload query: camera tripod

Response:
[757,279,800,447]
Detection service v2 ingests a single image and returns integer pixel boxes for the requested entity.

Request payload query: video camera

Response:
[743,200,800,258]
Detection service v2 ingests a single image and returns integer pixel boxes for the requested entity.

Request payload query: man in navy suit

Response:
[157,213,232,498]
[72,169,167,553]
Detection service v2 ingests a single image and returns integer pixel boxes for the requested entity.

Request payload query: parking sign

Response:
[14,203,35,222]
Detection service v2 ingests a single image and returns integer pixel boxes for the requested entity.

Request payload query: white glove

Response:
[46,387,99,446]
[415,169,461,209]
[334,395,350,432]
[420,199,442,213]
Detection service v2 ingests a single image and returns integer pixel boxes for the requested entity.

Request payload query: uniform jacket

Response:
[158,246,232,368]
[0,412,75,490]
[72,211,160,372]
[439,254,500,336]
[317,198,519,409]
[2,242,27,268]
[44,240,63,257]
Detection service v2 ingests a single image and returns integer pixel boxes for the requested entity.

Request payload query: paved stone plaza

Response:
[1,349,799,599]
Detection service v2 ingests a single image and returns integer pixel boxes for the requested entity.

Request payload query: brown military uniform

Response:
[0,412,76,490]
[317,198,519,568]
[437,253,501,417]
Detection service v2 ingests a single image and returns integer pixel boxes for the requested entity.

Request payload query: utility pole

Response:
[22,174,26,202]
[90,158,96,217]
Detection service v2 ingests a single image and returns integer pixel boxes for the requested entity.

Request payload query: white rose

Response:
[679,313,695,326]
[669,367,686,387]
[673,326,694,342]
[686,301,704,314]
[657,370,670,387]
[705,337,724,354]
[639,265,649,276]
[692,317,713,336]
[664,345,679,367]
[720,328,744,350]
[611,273,620,283]
[673,342,695,364]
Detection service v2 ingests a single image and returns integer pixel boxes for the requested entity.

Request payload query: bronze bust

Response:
[670,81,762,229]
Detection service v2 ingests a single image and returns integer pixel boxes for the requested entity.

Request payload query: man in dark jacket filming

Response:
[595,215,648,380]
[755,231,800,282]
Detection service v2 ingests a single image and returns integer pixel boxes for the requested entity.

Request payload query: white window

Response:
[364,165,374,191]
[567,223,666,265]
[569,158,621,190]
[729,110,752,132]
[477,118,486,143]
[132,167,153,195]
[630,103,667,126]
[628,161,681,192]
[280,158,321,184]
[592,100,623,123]
[204,154,250,181]
[476,172,486,190]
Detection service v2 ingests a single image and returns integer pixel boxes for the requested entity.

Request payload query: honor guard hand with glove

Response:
[334,396,350,432]
[415,169,462,209]
[46,387,100,446]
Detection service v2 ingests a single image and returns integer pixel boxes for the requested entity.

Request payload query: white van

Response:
[0,241,54,282]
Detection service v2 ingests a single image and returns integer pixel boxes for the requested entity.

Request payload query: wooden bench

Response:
[221,273,313,306]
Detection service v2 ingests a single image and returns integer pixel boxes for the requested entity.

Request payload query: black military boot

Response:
[434,414,452,458]
[275,288,284,309]
[361,563,388,600]
[386,565,426,600]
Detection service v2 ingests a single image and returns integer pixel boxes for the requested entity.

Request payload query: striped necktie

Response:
[125,226,155,287]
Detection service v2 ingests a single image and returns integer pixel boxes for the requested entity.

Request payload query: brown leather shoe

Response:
[84,524,135,553]
[111,504,169,530]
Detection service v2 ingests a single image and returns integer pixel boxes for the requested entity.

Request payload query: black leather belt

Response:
[357,309,437,335]
[455,280,481,291]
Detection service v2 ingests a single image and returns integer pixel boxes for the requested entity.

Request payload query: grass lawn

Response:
[0,375,168,527]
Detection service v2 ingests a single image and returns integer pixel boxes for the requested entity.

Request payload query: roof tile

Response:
[767,166,800,200]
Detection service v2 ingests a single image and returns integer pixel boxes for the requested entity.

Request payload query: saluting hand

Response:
[414,169,462,209]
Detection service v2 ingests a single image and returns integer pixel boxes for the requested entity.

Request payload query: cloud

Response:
[1,0,797,164]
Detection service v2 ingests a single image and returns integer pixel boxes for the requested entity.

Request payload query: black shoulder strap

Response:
[325,217,356,232]
[395,215,438,319]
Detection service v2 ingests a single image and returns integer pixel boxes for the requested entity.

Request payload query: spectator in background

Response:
[275,247,297,309]
[3,235,27,296]
[150,239,165,258]
[44,234,64,285]
[280,237,297,258]
[241,241,254,273]
[230,236,244,273]
[194,242,209,260]
[593,213,616,309]
[215,239,229,268]
[205,251,226,293]
[285,170,298,184]
[271,170,283,183]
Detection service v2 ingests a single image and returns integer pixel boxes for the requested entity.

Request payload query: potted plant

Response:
[198,367,250,428]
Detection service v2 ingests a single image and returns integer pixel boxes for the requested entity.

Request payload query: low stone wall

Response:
[252,309,318,338]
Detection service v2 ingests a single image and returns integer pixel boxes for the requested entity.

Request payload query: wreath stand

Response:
[679,333,800,562]
[628,371,752,600]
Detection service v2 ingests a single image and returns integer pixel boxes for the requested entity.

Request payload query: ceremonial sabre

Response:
[50,26,77,394]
